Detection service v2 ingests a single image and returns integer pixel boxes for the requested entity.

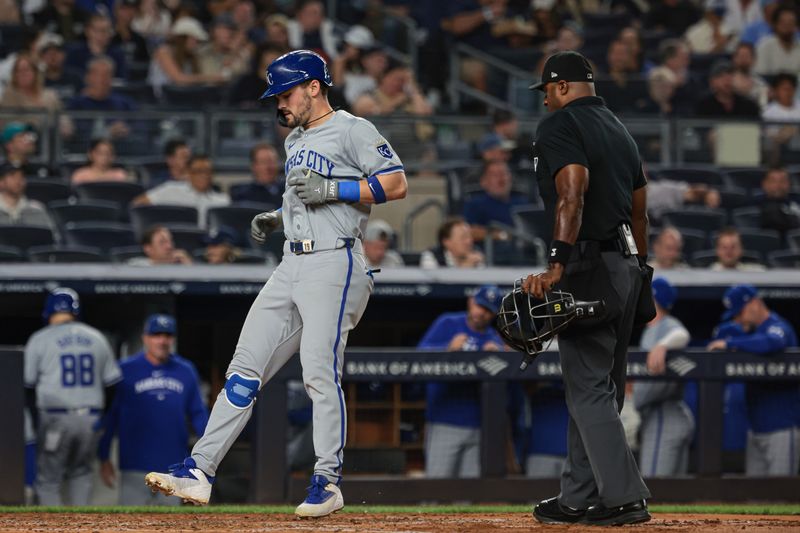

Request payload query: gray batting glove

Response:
[250,210,282,244]
[287,168,337,205]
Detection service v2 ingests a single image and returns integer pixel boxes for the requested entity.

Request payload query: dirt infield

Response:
[2,512,800,532]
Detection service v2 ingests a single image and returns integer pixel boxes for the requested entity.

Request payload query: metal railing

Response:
[402,198,445,252]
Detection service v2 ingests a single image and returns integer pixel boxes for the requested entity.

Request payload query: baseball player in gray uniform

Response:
[632,278,695,477]
[24,288,121,506]
[146,50,407,518]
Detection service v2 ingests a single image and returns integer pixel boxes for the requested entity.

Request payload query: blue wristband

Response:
[337,180,360,202]
[366,175,387,204]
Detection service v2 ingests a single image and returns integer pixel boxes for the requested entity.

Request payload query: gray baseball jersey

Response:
[282,110,403,248]
[24,322,121,409]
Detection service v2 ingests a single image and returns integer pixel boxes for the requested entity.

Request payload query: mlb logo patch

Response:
[376,143,393,159]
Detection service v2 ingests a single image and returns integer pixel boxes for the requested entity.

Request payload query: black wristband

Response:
[548,240,573,265]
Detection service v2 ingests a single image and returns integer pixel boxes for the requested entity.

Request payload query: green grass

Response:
[0,504,798,515]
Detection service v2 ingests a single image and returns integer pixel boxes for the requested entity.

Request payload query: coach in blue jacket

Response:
[707,285,799,476]
[98,314,208,505]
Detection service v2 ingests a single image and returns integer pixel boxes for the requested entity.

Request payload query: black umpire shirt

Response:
[532,96,646,242]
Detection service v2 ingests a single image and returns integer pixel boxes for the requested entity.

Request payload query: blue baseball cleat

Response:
[144,457,214,505]
[295,474,344,517]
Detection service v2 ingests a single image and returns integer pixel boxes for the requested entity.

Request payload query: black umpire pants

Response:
[556,242,651,508]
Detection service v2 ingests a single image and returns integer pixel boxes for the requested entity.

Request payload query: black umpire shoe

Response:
[583,499,651,526]
[532,497,585,524]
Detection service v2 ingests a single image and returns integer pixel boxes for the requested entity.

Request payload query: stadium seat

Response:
[166,225,207,251]
[255,229,284,262]
[129,205,199,238]
[511,204,550,242]
[662,208,728,233]
[718,188,752,210]
[207,206,267,246]
[63,222,137,251]
[690,249,763,267]
[767,250,800,268]
[162,84,226,108]
[110,245,145,264]
[49,200,120,228]
[0,225,55,251]
[74,181,145,210]
[787,229,800,251]
[655,168,728,187]
[115,82,156,104]
[731,206,762,229]
[28,245,107,263]
[726,169,765,191]
[25,179,72,205]
[0,244,24,262]
[400,251,421,267]
[728,229,782,257]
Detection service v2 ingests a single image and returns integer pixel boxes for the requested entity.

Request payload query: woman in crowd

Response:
[71,138,129,184]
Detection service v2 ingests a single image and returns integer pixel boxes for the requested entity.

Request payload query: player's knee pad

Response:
[223,373,261,409]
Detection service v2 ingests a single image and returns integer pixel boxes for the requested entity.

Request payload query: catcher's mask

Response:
[493,280,605,369]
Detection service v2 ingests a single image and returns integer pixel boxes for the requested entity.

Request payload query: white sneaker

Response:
[295,475,344,518]
[144,457,214,505]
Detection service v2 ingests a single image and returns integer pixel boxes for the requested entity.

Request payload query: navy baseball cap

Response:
[473,285,503,314]
[203,225,239,246]
[722,284,758,321]
[145,314,176,335]
[530,51,594,91]
[652,277,677,310]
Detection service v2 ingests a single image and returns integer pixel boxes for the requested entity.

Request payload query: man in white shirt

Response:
[134,155,229,227]
[755,6,800,75]
[0,164,53,228]
[763,73,800,121]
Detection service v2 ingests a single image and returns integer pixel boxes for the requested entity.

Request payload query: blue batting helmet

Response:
[260,50,332,99]
[42,287,80,322]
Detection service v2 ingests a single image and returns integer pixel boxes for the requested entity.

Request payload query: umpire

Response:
[522,51,652,526]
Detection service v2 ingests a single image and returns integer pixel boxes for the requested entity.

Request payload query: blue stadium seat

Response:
[49,200,120,228]
[767,250,800,268]
[719,188,752,210]
[726,169,765,191]
[655,168,729,187]
[25,179,72,206]
[166,225,206,251]
[207,206,267,246]
[63,222,137,251]
[109,245,145,264]
[0,225,55,251]
[129,205,199,238]
[74,181,145,209]
[662,208,728,233]
[400,251,421,267]
[787,229,800,251]
[28,245,107,263]
[161,85,226,108]
[731,206,762,229]
[0,244,24,262]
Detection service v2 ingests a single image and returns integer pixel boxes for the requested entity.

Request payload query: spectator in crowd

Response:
[763,72,800,121]
[420,217,485,269]
[645,0,701,36]
[708,285,799,476]
[601,39,643,114]
[633,278,695,477]
[464,160,527,241]
[228,44,285,107]
[441,0,513,50]
[684,0,734,54]
[67,57,136,141]
[658,38,701,115]
[0,164,53,227]
[332,26,386,106]
[619,26,656,74]
[232,0,264,47]
[287,0,338,60]
[98,314,208,505]
[363,219,405,269]
[536,23,584,75]
[758,166,800,236]
[356,61,433,118]
[754,6,800,76]
[732,42,769,108]
[1,123,51,178]
[70,138,130,185]
[740,0,781,46]
[113,0,151,66]
[37,34,82,101]
[198,14,252,82]
[129,225,193,265]
[230,143,283,206]
[475,132,514,163]
[148,139,191,187]
[418,285,505,478]
[132,0,172,44]
[65,14,127,79]
[0,28,40,93]
[646,177,721,222]
[0,54,66,134]
[650,226,690,270]
[710,227,766,271]
[134,155,230,227]
[264,13,291,49]
[148,17,226,98]
[694,60,761,118]
[33,0,88,44]
[723,0,765,37]
[200,226,242,265]
[644,66,678,115]
[528,0,561,46]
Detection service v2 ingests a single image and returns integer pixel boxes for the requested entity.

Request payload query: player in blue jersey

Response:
[707,284,799,476]
[418,285,505,478]
[98,314,208,505]
[525,381,569,478]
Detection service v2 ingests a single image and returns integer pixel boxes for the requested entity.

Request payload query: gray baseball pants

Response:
[638,401,694,477]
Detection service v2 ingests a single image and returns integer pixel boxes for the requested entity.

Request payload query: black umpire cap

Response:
[530,51,594,91]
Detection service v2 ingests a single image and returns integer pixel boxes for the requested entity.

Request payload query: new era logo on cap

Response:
[550,72,558,78]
